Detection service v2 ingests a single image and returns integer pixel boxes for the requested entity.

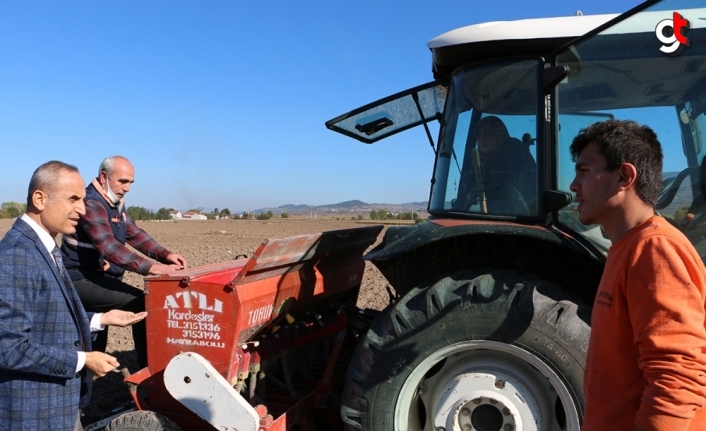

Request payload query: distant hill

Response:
[328,200,369,208]
[277,204,316,212]
[257,200,428,215]
[278,200,369,211]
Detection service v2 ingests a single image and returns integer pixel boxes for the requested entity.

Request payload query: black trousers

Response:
[73,274,147,369]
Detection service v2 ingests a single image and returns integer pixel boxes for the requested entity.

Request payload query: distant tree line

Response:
[0,200,252,223]
[128,206,173,221]
[369,209,420,221]
[0,202,26,219]
[1,200,174,222]
[257,210,274,220]
[211,208,232,219]
[1,200,425,224]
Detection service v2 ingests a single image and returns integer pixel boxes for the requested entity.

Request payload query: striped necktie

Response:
[51,245,69,283]
[51,245,86,350]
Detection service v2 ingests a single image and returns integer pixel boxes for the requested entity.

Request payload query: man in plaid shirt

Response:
[60,156,187,369]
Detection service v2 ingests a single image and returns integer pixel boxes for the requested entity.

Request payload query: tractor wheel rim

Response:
[394,340,581,431]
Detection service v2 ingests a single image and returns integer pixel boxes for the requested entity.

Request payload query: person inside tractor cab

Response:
[470,115,537,214]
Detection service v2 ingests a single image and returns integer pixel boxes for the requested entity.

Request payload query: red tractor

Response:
[103,1,706,430]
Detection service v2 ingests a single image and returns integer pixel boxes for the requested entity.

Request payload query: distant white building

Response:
[169,210,182,219]
[182,210,207,220]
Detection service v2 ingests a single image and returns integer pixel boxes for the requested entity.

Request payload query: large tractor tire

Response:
[104,411,182,431]
[341,269,591,431]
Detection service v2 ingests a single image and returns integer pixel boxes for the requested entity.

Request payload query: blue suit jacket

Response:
[0,218,93,431]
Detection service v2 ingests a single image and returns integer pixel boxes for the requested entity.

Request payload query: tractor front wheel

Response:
[341,269,591,431]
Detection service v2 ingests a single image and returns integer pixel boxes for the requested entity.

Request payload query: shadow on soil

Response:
[82,350,139,423]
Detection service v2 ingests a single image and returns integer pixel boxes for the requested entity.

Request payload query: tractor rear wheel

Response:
[104,410,182,431]
[341,269,591,431]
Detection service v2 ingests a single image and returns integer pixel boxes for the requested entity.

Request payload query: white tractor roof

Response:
[428,14,618,49]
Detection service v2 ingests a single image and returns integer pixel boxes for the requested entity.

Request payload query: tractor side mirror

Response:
[544,190,573,212]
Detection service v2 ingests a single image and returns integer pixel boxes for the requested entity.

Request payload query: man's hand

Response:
[148,262,183,275]
[100,310,148,327]
[165,253,187,269]
[85,351,120,377]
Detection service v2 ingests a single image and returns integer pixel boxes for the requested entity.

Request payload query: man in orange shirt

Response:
[570,119,706,431]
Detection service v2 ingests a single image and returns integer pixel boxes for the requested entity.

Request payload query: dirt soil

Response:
[0,217,394,421]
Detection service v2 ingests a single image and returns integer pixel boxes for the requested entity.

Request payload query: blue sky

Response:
[0,0,644,212]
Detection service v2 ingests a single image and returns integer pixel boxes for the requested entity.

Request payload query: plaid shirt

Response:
[79,198,171,276]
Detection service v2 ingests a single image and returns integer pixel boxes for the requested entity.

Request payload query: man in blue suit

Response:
[0,161,147,431]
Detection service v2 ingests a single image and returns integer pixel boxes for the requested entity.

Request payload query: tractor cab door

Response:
[553,0,706,254]
[325,81,447,144]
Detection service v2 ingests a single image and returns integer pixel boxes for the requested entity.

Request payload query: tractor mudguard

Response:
[366,219,605,303]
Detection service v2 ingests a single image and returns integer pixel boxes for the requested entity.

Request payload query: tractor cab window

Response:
[429,59,541,218]
[555,2,706,253]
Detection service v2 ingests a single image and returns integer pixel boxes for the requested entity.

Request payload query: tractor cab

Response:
[327,0,706,259]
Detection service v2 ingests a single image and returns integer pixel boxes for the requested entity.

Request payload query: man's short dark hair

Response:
[26,161,80,210]
[570,119,663,208]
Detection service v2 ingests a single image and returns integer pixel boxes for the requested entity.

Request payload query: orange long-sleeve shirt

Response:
[583,216,706,431]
